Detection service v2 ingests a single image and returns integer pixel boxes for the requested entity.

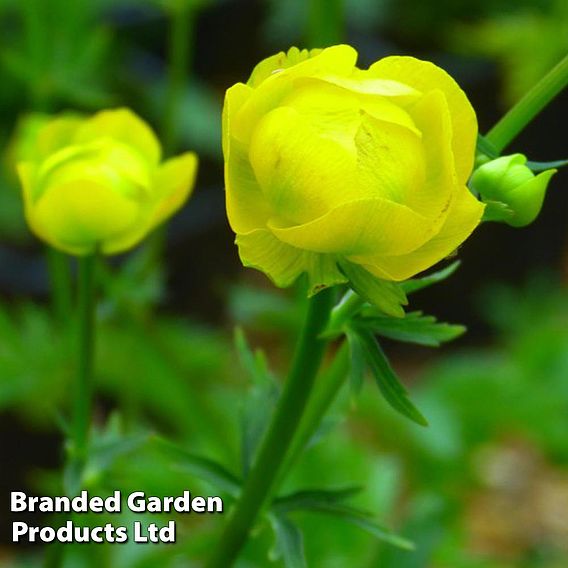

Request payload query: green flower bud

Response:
[470,153,556,227]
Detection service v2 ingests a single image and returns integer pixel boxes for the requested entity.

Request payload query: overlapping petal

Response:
[354,184,484,281]
[249,106,358,225]
[234,45,358,145]
[76,108,161,165]
[369,56,477,183]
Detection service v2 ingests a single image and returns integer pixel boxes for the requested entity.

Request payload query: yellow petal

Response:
[369,56,477,183]
[226,134,271,234]
[35,114,85,161]
[222,82,253,157]
[356,185,484,281]
[268,197,435,257]
[31,179,144,255]
[247,46,322,88]
[355,112,426,207]
[236,228,346,290]
[233,45,358,145]
[402,89,456,218]
[149,152,198,229]
[76,108,161,165]
[249,106,358,225]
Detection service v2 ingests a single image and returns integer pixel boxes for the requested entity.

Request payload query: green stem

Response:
[307,0,344,47]
[278,342,350,483]
[72,255,97,466]
[46,248,73,323]
[206,288,335,568]
[146,1,194,271]
[162,0,194,156]
[486,54,568,153]
[325,290,365,338]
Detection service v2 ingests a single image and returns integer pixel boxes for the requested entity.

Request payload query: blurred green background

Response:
[0,0,567,566]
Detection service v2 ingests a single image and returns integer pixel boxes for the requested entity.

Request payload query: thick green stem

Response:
[206,288,335,568]
[307,0,344,47]
[46,248,72,323]
[486,54,568,153]
[72,255,96,466]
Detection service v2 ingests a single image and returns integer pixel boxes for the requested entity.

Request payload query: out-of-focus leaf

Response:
[353,327,428,426]
[229,284,303,333]
[357,311,465,347]
[401,261,460,295]
[269,513,307,568]
[274,486,362,514]
[273,487,413,551]
[235,328,280,476]
[151,436,241,497]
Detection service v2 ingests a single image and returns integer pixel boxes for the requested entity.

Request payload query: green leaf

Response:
[235,328,280,476]
[234,327,275,386]
[352,327,428,426]
[151,437,241,497]
[527,158,568,171]
[273,486,362,514]
[357,311,465,347]
[273,487,413,551]
[346,329,366,395]
[340,262,407,318]
[268,514,307,568]
[401,261,460,294]
[481,200,515,223]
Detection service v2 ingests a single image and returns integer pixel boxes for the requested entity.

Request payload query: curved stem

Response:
[206,288,335,568]
[72,254,96,466]
[486,54,568,153]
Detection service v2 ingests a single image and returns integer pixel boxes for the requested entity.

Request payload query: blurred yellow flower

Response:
[223,45,484,291]
[17,108,198,256]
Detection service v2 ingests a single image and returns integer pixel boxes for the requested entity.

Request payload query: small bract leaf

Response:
[401,261,460,294]
[357,311,466,347]
[353,327,428,426]
[340,261,407,318]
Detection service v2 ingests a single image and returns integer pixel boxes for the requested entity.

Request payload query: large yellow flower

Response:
[17,108,198,256]
[223,45,484,291]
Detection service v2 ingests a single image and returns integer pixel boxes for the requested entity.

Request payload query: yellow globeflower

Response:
[17,108,198,255]
[223,45,484,292]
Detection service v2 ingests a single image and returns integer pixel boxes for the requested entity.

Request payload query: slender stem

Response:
[206,288,335,568]
[486,53,568,153]
[72,255,97,465]
[162,0,194,156]
[46,248,73,323]
[146,1,194,270]
[325,290,365,338]
[278,342,350,483]
[307,0,344,47]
